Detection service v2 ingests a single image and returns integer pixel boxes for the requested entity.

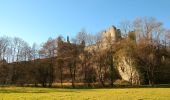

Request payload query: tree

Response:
[0,36,10,61]
[31,43,39,60]
[56,36,64,87]
[0,60,9,84]
[133,17,164,85]
[106,48,115,87]
[104,31,117,87]
[42,37,56,87]
[92,32,106,87]
[94,50,106,87]
[119,20,133,37]
[76,29,87,44]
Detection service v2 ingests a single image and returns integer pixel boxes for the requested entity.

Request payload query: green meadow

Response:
[0,87,170,100]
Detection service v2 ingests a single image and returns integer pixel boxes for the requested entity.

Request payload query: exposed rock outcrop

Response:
[85,26,142,85]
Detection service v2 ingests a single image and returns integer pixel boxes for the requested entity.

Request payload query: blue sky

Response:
[0,0,169,45]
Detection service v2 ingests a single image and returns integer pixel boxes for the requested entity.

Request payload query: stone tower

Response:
[101,26,121,47]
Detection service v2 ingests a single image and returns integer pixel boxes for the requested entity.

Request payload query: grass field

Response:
[0,87,170,100]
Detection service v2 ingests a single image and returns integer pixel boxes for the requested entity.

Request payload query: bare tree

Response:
[56,36,64,87]
[133,17,164,85]
[76,29,87,44]
[119,20,133,37]
[42,37,56,87]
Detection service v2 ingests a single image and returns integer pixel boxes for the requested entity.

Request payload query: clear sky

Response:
[0,0,169,45]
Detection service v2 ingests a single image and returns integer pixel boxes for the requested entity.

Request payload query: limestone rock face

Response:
[117,57,142,85]
[85,26,142,85]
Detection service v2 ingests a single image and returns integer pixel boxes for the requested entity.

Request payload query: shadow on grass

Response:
[62,84,170,89]
[0,89,47,93]
[0,87,85,93]
[0,84,170,93]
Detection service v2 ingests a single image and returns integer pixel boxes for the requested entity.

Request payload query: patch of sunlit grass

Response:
[0,87,170,100]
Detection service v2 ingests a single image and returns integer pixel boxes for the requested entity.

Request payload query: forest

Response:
[0,17,170,88]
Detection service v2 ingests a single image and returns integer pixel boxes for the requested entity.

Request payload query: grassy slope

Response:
[0,87,170,100]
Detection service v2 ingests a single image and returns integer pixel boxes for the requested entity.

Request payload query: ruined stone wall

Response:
[85,26,120,51]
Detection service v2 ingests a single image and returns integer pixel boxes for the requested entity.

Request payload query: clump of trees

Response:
[0,17,169,88]
[119,17,170,85]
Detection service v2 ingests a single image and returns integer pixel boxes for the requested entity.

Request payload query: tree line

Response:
[0,17,170,88]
